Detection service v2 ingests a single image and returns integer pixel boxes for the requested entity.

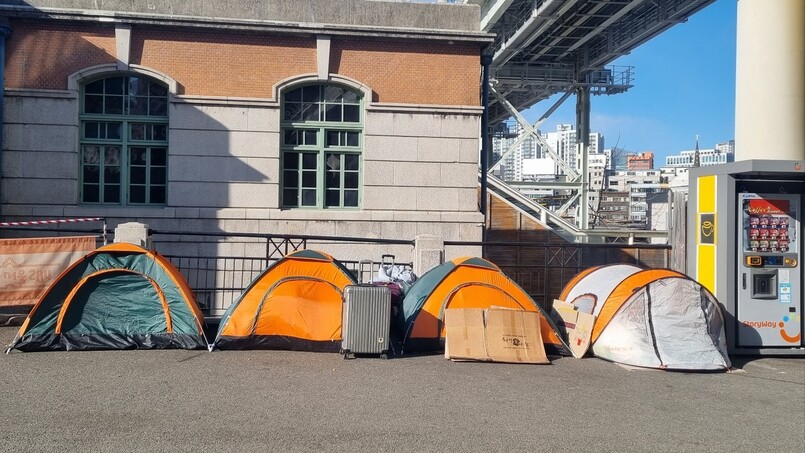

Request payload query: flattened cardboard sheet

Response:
[569,311,594,358]
[444,308,486,360]
[445,308,549,364]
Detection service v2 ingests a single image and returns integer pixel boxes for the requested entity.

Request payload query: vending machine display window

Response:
[743,199,792,253]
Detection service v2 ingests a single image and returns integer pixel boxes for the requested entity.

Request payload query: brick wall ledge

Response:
[1,6,493,43]
[4,88,76,99]
[171,96,484,115]
[366,103,484,115]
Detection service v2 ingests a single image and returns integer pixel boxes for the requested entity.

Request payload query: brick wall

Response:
[5,19,480,106]
[5,22,116,90]
[131,28,317,98]
[331,39,479,105]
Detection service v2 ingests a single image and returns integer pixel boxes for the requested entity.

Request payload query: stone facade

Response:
[0,1,490,271]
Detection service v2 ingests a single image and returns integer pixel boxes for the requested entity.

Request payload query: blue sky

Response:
[523,0,737,166]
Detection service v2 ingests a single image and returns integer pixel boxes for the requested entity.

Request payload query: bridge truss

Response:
[472,0,716,241]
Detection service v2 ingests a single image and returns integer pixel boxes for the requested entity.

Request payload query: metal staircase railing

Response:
[486,174,582,242]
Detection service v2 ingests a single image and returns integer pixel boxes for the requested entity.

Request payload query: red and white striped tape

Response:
[0,217,104,227]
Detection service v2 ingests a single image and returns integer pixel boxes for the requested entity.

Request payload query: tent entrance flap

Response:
[252,279,344,342]
[57,272,170,336]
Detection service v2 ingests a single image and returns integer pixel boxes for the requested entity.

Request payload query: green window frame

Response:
[79,75,169,206]
[280,84,363,208]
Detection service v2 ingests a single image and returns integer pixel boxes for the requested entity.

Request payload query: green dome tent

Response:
[6,242,208,352]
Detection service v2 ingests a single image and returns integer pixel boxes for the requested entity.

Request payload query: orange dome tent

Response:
[212,250,357,351]
[399,257,569,355]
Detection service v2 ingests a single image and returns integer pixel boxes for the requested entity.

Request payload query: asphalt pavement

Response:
[0,326,803,452]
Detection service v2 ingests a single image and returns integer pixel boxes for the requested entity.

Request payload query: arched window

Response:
[280,84,362,208]
[80,75,168,205]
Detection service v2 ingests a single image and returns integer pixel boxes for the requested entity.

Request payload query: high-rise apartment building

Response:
[492,122,605,181]
[604,147,629,171]
[540,124,604,176]
[715,140,735,154]
[587,153,609,217]
[605,169,663,228]
[491,121,540,181]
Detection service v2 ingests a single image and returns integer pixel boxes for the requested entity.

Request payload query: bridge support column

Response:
[575,86,590,230]
[735,0,804,160]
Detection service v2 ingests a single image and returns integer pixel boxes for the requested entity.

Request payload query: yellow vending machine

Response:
[688,160,803,355]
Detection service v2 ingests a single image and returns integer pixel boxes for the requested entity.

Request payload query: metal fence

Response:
[155,231,671,316]
[154,231,415,316]
[467,240,672,308]
[0,224,672,317]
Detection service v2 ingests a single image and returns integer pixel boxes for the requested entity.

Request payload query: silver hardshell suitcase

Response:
[341,285,392,359]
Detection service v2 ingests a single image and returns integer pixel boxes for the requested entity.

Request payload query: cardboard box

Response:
[444,308,549,364]
[569,311,594,358]
[550,299,579,334]
[443,308,486,361]
[550,299,594,358]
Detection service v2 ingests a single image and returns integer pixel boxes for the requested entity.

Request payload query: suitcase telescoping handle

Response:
[358,259,373,284]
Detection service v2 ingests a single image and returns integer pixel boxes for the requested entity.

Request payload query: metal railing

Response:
[448,240,672,308]
[152,229,670,317]
[153,231,414,316]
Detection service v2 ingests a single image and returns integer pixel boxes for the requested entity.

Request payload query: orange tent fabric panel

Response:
[591,269,684,342]
[219,255,354,341]
[249,280,342,341]
[402,258,569,354]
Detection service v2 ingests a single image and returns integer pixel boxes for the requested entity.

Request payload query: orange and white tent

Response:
[211,250,356,351]
[559,265,731,370]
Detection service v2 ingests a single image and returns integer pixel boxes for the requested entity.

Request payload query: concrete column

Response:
[735,0,804,160]
[316,35,330,79]
[115,24,131,70]
[414,234,444,275]
[114,222,152,249]
[576,86,590,229]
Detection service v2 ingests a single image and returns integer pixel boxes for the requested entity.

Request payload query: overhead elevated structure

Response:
[472,0,717,239]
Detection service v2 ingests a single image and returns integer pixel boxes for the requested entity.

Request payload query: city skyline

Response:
[494,121,733,173]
